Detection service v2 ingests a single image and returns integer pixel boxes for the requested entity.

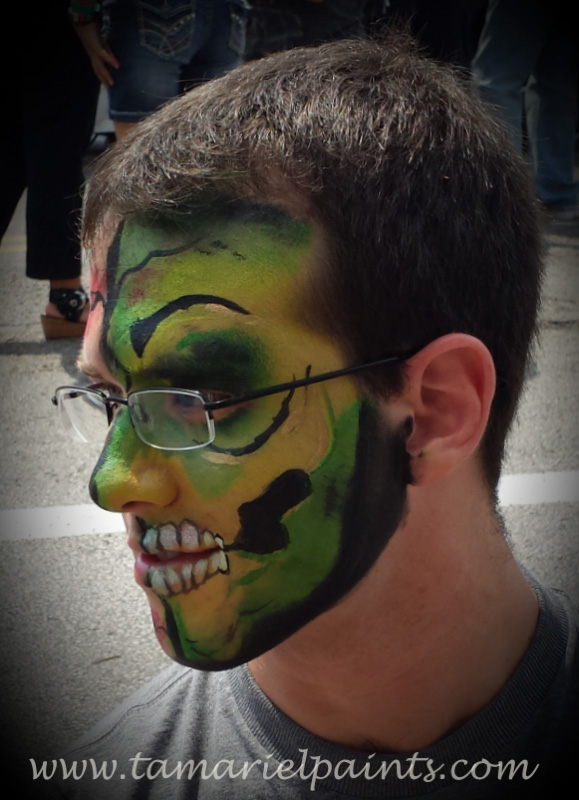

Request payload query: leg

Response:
[525,12,579,211]
[20,14,99,283]
[20,13,99,336]
[471,0,547,151]
[105,0,200,123]
[182,0,248,88]
[0,87,26,239]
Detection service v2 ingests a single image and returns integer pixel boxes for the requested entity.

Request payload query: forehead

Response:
[84,201,322,375]
[110,201,313,295]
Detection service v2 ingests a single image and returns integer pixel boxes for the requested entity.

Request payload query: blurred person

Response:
[44,32,578,798]
[71,0,249,140]
[471,0,579,221]
[0,2,100,338]
[373,0,484,70]
[245,0,371,61]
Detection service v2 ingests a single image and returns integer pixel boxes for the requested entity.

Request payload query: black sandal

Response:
[41,287,88,339]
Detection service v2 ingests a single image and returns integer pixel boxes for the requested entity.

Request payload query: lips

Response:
[136,520,229,598]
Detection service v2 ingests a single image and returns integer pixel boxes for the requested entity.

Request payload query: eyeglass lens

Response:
[56,388,214,450]
[127,390,214,449]
[56,388,110,444]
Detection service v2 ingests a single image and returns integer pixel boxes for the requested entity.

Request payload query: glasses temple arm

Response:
[204,352,415,411]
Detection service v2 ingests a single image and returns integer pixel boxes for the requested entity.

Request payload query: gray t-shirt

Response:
[40,581,578,799]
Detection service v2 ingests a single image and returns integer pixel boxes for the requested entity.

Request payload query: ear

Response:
[395,334,496,486]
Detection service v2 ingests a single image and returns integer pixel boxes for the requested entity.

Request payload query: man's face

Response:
[83,202,410,669]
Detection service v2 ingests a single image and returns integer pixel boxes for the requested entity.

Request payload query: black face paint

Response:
[159,599,186,661]
[227,402,412,666]
[231,469,313,554]
[130,296,250,358]
[117,239,203,292]
[99,223,131,390]
[208,389,295,457]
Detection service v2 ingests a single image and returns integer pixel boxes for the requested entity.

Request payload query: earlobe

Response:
[401,334,496,486]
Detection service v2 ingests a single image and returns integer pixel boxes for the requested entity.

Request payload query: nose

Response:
[89,414,179,514]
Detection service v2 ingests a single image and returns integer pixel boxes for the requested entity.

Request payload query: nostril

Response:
[121,484,180,514]
[121,501,159,513]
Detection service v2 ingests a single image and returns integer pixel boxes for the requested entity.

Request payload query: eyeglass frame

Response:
[51,350,417,451]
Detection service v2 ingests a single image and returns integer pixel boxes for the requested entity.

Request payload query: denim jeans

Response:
[471,0,578,209]
[245,0,367,61]
[103,0,249,121]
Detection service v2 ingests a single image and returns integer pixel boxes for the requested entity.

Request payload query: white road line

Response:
[498,470,579,507]
[0,504,123,541]
[0,470,578,542]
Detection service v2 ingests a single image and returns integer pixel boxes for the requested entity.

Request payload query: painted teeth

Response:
[207,549,230,576]
[143,520,230,598]
[141,521,225,556]
[159,524,178,551]
[165,568,182,593]
[150,570,170,597]
[142,528,158,554]
[208,551,220,576]
[179,521,200,550]
[182,563,193,591]
[194,558,208,584]
[147,552,230,598]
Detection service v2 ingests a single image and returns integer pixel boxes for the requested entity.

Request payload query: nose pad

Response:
[88,414,179,513]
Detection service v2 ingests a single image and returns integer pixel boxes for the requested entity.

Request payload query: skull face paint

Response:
[84,202,411,669]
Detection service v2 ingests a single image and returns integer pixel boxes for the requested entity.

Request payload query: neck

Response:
[249,468,539,752]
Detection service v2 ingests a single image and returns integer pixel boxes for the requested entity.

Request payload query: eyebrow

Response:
[78,313,260,389]
[130,295,251,358]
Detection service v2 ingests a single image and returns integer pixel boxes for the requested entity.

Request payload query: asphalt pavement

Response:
[0,176,578,770]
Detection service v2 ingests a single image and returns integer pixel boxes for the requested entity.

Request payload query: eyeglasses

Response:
[52,352,414,452]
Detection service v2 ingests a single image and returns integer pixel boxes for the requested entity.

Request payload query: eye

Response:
[201,390,234,404]
[200,390,248,423]
[164,390,238,425]
[165,392,208,425]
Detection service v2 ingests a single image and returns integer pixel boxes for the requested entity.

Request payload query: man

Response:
[46,32,577,798]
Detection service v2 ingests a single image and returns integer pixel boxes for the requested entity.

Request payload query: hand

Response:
[73,21,120,87]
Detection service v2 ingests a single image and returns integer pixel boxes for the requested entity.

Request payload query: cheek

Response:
[237,403,363,607]
[165,395,338,519]
[143,404,366,666]
[282,402,362,554]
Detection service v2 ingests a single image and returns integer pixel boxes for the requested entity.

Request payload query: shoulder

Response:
[523,582,579,781]
[41,664,234,799]
[65,662,219,759]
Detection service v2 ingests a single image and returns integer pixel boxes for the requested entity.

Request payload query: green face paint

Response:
[84,202,409,668]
